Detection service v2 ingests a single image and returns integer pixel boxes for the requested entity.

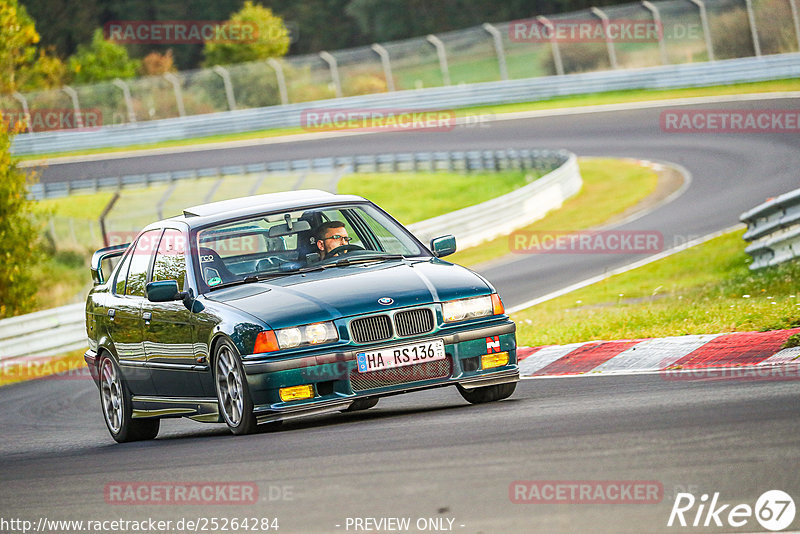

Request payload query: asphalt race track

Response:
[3,97,799,533]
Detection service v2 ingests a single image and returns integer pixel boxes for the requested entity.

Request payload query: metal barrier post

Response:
[163,73,186,117]
[642,1,669,65]
[11,92,32,133]
[537,16,565,76]
[62,86,84,128]
[790,0,800,51]
[319,51,343,98]
[591,7,619,69]
[426,34,451,86]
[689,0,715,61]
[744,0,762,56]
[212,65,237,111]
[267,59,289,105]
[371,43,396,92]
[482,23,509,81]
[112,78,136,123]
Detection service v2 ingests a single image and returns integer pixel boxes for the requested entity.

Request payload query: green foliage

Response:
[203,2,290,67]
[0,0,64,93]
[0,118,42,318]
[66,29,140,84]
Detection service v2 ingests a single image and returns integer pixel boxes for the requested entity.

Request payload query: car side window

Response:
[125,230,160,297]
[113,250,133,295]
[152,229,187,290]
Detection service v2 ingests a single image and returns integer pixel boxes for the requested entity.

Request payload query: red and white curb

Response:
[517,328,800,379]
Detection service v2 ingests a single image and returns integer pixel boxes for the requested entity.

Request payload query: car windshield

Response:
[194,203,426,291]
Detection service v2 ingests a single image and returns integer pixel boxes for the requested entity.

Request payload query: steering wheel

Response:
[325,244,364,258]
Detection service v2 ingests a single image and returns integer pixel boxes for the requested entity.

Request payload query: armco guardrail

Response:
[409,152,580,249]
[740,187,800,270]
[3,149,578,361]
[0,303,86,362]
[12,53,800,156]
[29,148,569,200]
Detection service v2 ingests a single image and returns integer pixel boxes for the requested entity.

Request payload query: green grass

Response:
[512,229,800,347]
[447,158,659,266]
[17,78,800,161]
[337,170,538,225]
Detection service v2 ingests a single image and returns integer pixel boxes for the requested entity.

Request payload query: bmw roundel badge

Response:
[378,297,394,305]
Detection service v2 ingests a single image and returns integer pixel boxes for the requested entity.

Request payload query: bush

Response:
[540,43,610,75]
[0,118,43,318]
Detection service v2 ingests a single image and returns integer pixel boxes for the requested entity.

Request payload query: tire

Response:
[99,354,160,443]
[214,339,258,435]
[343,397,379,412]
[457,382,517,404]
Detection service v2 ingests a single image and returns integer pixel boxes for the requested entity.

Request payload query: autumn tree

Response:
[67,29,140,84]
[0,117,42,318]
[0,0,64,93]
[203,2,290,66]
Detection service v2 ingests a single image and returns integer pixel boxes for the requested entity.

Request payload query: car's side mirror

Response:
[430,235,456,258]
[145,280,181,302]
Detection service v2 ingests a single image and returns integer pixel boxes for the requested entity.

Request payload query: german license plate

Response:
[356,339,445,373]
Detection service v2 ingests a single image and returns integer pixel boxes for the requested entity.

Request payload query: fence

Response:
[13,52,800,156]
[741,187,800,269]
[4,0,800,138]
[2,149,577,360]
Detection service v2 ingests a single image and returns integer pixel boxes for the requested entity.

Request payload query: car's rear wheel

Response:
[343,397,379,412]
[214,339,257,435]
[99,354,159,443]
[457,382,517,404]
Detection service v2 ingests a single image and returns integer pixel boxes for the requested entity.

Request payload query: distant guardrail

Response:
[741,188,800,270]
[28,148,570,200]
[5,148,579,361]
[13,53,800,156]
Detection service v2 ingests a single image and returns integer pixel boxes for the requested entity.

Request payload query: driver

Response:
[314,221,352,260]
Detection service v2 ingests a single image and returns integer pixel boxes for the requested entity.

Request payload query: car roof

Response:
[160,190,369,228]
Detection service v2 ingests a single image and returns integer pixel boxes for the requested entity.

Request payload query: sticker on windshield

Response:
[208,277,223,286]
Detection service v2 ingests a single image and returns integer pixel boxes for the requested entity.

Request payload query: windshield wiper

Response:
[207,267,325,291]
[328,254,404,267]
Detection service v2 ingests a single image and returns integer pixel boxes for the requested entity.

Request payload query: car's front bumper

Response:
[242,320,518,424]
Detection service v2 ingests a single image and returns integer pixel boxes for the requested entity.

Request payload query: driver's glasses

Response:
[322,235,351,243]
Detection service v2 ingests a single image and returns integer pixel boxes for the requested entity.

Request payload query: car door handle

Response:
[143,312,152,324]
[107,309,116,320]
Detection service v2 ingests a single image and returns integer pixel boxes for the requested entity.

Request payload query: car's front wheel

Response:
[457,382,517,404]
[99,354,160,443]
[214,339,258,435]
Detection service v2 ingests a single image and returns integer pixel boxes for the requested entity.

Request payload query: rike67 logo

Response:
[668,490,796,531]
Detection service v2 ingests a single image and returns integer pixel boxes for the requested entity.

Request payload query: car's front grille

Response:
[350,357,452,392]
[350,307,435,344]
[350,315,393,344]
[394,308,434,337]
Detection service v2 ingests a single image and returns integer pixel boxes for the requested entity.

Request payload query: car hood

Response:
[205,259,491,329]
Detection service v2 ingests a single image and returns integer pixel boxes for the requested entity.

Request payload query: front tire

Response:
[214,339,258,435]
[99,354,159,443]
[457,382,517,404]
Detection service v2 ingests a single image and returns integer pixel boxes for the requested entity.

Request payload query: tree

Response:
[203,1,290,66]
[0,117,42,318]
[0,0,64,93]
[67,28,140,84]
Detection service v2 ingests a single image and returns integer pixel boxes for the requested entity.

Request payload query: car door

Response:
[143,228,205,398]
[105,230,160,396]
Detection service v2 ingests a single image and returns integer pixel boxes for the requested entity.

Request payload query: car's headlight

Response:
[442,294,504,323]
[275,321,338,350]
